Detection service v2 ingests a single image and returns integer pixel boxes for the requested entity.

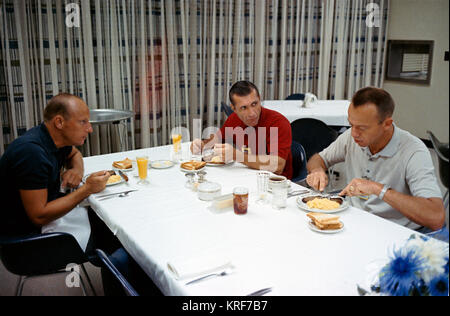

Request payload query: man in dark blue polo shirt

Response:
[0,93,163,295]
[0,93,109,241]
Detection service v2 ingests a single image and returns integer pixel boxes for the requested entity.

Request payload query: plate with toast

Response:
[306,212,344,234]
[180,160,207,172]
[112,158,134,172]
[296,194,348,213]
[83,170,125,187]
[202,155,234,167]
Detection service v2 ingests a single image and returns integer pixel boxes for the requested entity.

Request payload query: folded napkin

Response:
[167,255,233,281]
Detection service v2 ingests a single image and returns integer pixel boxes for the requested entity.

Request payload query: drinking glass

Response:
[172,133,182,161]
[136,155,149,185]
[256,171,270,204]
[272,185,288,209]
[233,187,249,215]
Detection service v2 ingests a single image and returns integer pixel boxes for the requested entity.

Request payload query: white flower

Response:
[407,236,448,283]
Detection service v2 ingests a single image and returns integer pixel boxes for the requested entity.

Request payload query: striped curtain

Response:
[0,0,389,156]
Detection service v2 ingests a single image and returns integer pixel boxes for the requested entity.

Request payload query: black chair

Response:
[285,93,305,100]
[0,232,97,296]
[221,102,234,117]
[95,249,139,296]
[290,118,339,161]
[291,141,307,183]
[427,130,449,211]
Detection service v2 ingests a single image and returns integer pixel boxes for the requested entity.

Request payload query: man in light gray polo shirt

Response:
[306,87,445,231]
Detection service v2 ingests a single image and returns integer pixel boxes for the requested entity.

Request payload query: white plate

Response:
[296,194,349,213]
[83,173,125,186]
[150,160,174,169]
[205,160,234,167]
[113,166,134,172]
[307,219,344,234]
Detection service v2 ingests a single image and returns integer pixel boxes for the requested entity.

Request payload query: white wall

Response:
[383,0,449,142]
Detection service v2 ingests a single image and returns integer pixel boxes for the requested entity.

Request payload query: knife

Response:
[117,169,129,183]
[246,287,273,296]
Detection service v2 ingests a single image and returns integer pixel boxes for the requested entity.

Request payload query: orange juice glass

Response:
[136,156,149,185]
[172,133,182,153]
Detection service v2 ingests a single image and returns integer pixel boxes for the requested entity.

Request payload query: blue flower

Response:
[379,247,425,296]
[427,274,449,296]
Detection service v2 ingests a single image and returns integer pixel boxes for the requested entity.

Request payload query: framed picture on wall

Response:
[385,40,434,85]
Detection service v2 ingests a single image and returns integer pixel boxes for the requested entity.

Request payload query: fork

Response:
[98,191,133,201]
[185,268,233,285]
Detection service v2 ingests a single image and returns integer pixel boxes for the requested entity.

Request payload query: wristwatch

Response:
[378,184,390,200]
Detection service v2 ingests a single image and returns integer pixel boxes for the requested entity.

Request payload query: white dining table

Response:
[84,143,420,296]
[262,100,350,126]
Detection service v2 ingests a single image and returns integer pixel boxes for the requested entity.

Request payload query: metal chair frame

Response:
[0,232,97,296]
[95,248,138,296]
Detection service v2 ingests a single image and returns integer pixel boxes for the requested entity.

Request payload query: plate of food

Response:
[150,160,174,169]
[204,155,234,167]
[112,158,134,172]
[180,160,207,172]
[83,170,125,186]
[296,194,348,213]
[306,212,344,234]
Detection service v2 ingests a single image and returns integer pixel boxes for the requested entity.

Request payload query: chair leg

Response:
[15,275,26,296]
[81,263,97,296]
[78,273,88,296]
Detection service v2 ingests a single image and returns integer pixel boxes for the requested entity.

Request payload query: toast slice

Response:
[208,155,225,164]
[181,161,206,170]
[112,158,133,169]
[307,212,342,230]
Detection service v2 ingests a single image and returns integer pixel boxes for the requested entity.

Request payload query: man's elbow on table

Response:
[427,199,446,231]
[260,155,286,175]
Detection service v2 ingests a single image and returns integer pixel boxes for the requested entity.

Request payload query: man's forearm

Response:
[21,185,92,227]
[382,189,445,230]
[39,186,92,224]
[67,148,84,173]
[236,149,285,174]
[307,153,327,173]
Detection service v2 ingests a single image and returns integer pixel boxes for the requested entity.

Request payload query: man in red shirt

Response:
[191,81,293,179]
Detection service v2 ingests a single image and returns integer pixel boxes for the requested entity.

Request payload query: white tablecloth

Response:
[84,144,419,296]
[262,100,350,126]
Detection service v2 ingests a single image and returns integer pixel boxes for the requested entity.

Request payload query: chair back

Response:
[427,130,449,189]
[291,141,307,182]
[285,93,305,100]
[290,118,338,161]
[95,249,139,296]
[0,232,88,276]
[221,102,234,117]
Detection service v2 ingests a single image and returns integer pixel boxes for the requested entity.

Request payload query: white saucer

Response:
[150,160,174,169]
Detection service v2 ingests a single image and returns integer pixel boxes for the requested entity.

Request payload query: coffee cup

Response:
[268,175,290,191]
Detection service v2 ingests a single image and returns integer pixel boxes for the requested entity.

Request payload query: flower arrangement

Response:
[368,234,449,296]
